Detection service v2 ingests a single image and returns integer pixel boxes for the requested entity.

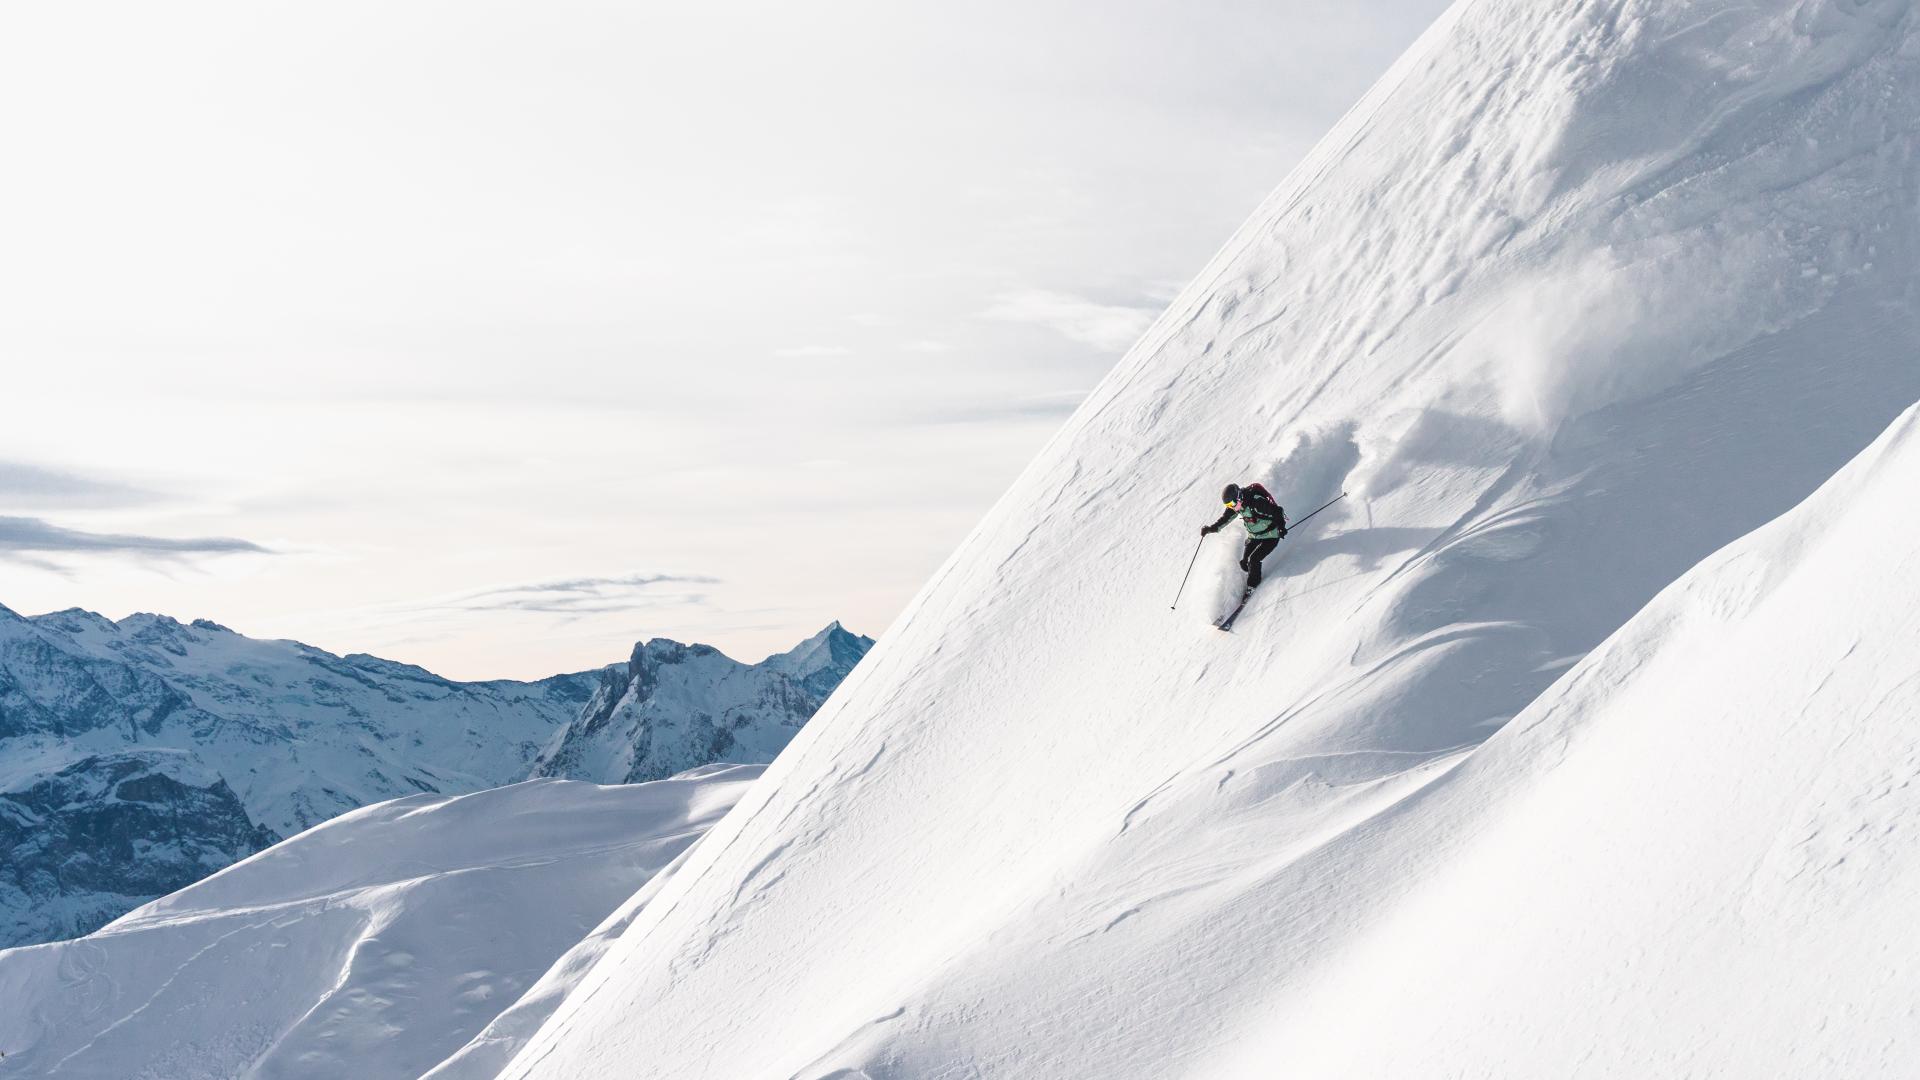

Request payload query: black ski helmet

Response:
[1222,483,1241,504]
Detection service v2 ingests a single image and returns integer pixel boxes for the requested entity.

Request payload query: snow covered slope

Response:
[531,622,874,784]
[419,772,741,1080]
[1187,403,1920,1076]
[498,0,1920,1075]
[0,766,762,1080]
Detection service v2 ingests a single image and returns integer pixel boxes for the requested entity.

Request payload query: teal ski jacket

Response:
[1207,488,1287,540]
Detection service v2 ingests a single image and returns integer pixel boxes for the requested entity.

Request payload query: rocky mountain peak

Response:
[532,623,873,786]
[29,608,120,636]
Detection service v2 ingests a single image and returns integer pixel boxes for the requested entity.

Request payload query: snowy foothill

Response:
[0,766,762,1079]
[481,0,1920,1076]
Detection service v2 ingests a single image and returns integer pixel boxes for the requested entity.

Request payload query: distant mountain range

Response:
[0,605,871,948]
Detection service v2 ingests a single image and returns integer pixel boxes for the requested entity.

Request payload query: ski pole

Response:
[1288,492,1348,533]
[1170,534,1207,609]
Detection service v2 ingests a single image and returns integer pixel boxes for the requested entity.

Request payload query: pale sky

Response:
[1,0,1447,680]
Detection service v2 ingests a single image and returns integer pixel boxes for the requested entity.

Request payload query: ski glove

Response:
[1201,524,1217,536]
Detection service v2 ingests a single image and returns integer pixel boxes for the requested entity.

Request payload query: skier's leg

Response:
[1245,538,1279,589]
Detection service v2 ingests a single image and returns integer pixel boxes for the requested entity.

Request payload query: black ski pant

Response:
[1240,537,1280,589]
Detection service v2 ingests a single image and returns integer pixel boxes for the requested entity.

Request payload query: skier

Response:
[1202,482,1288,610]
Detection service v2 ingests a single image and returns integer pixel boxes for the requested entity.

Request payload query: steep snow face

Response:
[1200,402,1920,1077]
[530,623,874,785]
[504,0,1920,1076]
[0,766,762,1080]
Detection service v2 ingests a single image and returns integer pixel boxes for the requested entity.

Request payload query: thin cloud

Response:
[0,515,269,557]
[982,289,1161,352]
[4,552,71,575]
[0,462,158,509]
[437,572,721,616]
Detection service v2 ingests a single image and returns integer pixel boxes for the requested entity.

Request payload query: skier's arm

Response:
[1201,507,1235,535]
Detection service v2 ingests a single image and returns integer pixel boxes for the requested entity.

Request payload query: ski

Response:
[1215,588,1253,631]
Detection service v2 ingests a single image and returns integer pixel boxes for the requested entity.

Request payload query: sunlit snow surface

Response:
[495,0,1920,1076]
[0,766,760,1079]
[1201,402,1920,1076]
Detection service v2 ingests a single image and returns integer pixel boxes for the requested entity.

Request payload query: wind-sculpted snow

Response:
[0,766,762,1080]
[1200,403,1920,1076]
[499,0,1920,1076]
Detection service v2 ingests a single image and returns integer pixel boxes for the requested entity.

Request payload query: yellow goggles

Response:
[1224,499,1239,509]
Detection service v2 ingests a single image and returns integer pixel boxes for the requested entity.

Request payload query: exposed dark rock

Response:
[0,752,277,946]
